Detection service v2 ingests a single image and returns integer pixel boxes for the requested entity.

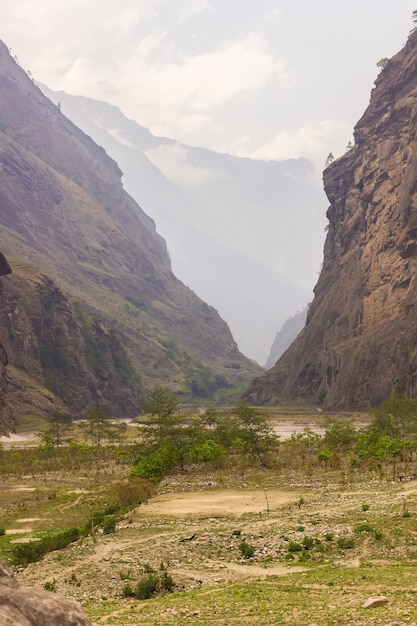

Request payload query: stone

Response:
[362,595,389,609]
[0,560,92,625]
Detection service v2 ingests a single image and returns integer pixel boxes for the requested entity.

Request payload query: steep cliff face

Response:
[245,30,417,409]
[0,39,259,424]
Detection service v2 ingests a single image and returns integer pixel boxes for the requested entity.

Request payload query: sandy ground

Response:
[140,488,299,517]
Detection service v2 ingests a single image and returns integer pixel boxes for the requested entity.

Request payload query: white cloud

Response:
[179,0,212,21]
[238,120,352,170]
[47,30,289,141]
[145,143,220,185]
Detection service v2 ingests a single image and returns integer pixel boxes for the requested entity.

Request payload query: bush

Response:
[337,536,355,549]
[288,541,303,553]
[354,522,374,534]
[302,535,314,550]
[0,527,5,536]
[43,579,57,592]
[103,516,116,534]
[122,583,134,598]
[135,574,160,600]
[361,503,370,511]
[111,478,154,508]
[11,527,81,566]
[324,532,334,541]
[238,541,255,559]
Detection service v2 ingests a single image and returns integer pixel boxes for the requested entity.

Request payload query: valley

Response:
[1,408,417,625]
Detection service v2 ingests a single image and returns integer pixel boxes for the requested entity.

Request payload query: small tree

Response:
[42,408,71,447]
[81,405,112,446]
[377,57,389,70]
[325,152,334,167]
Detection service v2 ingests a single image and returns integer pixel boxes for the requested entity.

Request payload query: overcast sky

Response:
[0,1,415,171]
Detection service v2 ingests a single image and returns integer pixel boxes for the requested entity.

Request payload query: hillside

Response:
[245,29,417,409]
[265,309,307,370]
[39,86,319,363]
[0,40,260,429]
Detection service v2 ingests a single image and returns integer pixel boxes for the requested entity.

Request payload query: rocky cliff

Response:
[0,39,259,426]
[245,29,417,409]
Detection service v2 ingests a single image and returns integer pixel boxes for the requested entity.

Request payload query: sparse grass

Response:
[3,410,417,626]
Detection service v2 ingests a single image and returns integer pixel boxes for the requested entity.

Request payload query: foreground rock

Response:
[245,29,417,409]
[362,595,389,609]
[0,560,92,625]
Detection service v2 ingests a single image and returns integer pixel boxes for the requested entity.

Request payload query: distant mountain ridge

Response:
[0,39,260,429]
[265,309,307,370]
[39,86,324,363]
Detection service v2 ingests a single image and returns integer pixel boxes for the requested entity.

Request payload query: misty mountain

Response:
[265,309,307,370]
[39,86,324,364]
[0,40,261,428]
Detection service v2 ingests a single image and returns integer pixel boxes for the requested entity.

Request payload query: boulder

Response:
[0,560,92,625]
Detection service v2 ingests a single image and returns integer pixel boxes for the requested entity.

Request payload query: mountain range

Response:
[39,86,326,364]
[0,39,260,432]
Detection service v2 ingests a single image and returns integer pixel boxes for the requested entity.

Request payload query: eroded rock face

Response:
[0,560,92,625]
[245,30,417,409]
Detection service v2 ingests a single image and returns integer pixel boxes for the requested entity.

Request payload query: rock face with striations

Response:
[245,30,417,409]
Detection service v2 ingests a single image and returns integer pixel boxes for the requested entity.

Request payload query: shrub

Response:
[160,571,174,592]
[103,502,120,516]
[324,532,334,541]
[337,536,355,549]
[288,541,303,553]
[111,477,154,507]
[354,522,374,534]
[43,579,57,592]
[103,516,116,534]
[302,535,314,550]
[361,503,370,511]
[238,541,255,559]
[122,583,134,598]
[0,527,5,536]
[135,574,160,600]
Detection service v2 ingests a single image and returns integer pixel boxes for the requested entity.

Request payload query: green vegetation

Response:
[5,392,417,624]
[130,388,277,482]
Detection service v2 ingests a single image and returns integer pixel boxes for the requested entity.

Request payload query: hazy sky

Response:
[0,1,415,170]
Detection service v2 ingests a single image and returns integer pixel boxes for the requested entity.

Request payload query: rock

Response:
[244,30,417,409]
[362,595,389,609]
[0,560,92,625]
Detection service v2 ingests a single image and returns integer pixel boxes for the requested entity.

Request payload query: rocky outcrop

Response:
[0,266,143,418]
[245,30,417,409]
[0,560,92,625]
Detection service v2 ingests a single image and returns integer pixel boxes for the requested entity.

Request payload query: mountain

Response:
[265,309,307,370]
[0,40,260,430]
[245,29,417,409]
[39,86,321,363]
